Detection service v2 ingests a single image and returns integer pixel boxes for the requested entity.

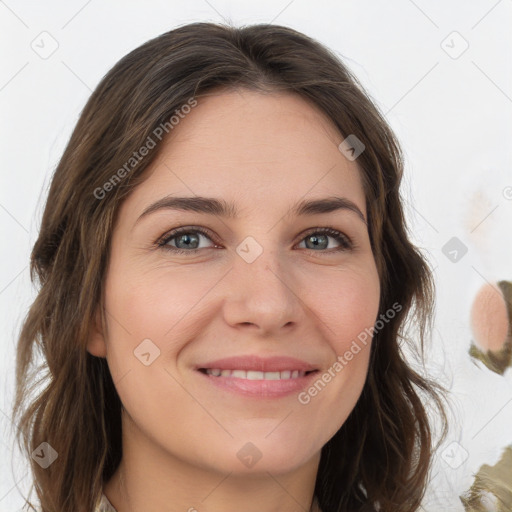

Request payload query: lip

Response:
[194,355,320,399]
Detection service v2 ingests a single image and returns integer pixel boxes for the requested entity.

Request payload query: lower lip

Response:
[196,370,319,398]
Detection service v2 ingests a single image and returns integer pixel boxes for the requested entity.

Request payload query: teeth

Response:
[247,371,265,380]
[204,369,308,379]
[260,371,279,380]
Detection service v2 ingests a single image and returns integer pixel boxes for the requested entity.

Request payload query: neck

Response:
[103,413,322,512]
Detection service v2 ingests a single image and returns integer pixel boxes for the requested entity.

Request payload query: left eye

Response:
[157,227,352,255]
[298,229,352,251]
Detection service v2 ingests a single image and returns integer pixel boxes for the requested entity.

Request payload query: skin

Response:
[87,89,381,512]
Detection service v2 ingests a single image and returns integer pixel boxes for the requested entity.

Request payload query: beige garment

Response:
[34,493,117,512]
[96,492,321,511]
[96,492,118,512]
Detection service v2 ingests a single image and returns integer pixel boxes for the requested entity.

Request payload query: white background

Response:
[1,1,511,511]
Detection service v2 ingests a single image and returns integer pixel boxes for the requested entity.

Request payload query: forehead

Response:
[122,89,366,220]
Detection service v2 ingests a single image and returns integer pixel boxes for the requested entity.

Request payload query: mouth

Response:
[195,356,320,398]
[198,368,318,380]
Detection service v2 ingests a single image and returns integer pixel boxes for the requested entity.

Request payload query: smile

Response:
[196,368,319,399]
[200,369,313,379]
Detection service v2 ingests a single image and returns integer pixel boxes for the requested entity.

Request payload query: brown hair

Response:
[12,21,447,512]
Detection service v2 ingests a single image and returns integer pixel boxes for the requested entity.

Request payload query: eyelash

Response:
[156,226,354,256]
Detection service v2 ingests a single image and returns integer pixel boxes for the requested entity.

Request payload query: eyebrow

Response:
[136,195,367,226]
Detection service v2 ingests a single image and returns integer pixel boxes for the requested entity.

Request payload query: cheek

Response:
[105,263,206,335]
[305,264,380,350]
[292,267,379,444]
[101,267,213,429]
[102,263,222,377]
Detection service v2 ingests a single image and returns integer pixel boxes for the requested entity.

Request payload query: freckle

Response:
[470,282,510,352]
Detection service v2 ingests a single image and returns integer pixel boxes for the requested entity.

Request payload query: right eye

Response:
[157,227,218,255]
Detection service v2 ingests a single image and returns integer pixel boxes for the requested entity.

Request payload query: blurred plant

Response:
[460,445,512,511]
[469,280,512,375]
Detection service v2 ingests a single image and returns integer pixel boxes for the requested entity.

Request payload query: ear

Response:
[86,307,107,358]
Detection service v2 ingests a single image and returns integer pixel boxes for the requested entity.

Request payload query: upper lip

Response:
[196,355,319,373]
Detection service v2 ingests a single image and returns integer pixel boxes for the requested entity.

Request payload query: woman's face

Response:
[89,89,380,476]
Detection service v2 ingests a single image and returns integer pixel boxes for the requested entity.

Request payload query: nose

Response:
[221,246,303,334]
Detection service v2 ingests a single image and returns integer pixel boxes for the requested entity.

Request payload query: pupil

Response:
[178,233,199,249]
[307,234,327,250]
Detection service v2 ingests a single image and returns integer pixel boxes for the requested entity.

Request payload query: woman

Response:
[12,22,447,512]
